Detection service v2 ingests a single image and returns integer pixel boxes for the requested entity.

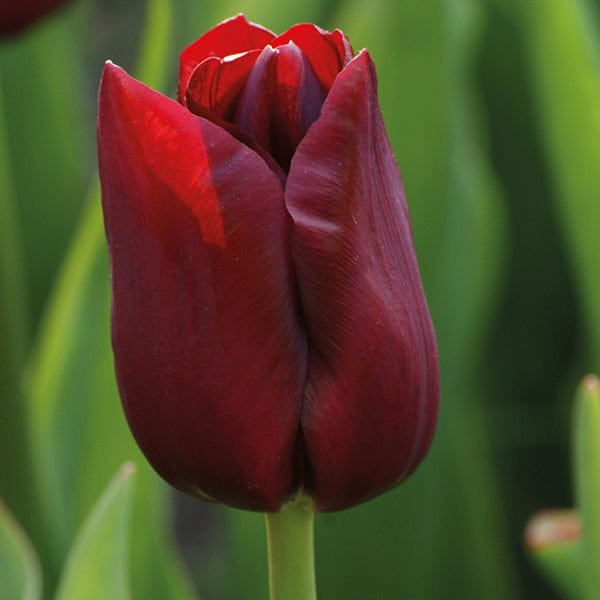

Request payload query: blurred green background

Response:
[1,0,599,598]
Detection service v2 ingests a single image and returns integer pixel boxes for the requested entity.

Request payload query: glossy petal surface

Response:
[178,14,273,103]
[286,51,439,511]
[186,50,261,122]
[98,63,306,511]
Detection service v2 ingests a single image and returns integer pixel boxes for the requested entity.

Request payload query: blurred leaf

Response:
[0,89,29,407]
[0,500,42,600]
[226,510,268,599]
[525,509,583,599]
[0,79,37,533]
[210,0,325,32]
[0,14,91,326]
[136,0,173,91]
[519,0,600,365]
[573,375,600,599]
[478,0,579,485]
[54,463,135,600]
[27,194,114,562]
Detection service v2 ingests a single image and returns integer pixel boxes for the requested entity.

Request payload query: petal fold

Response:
[186,49,261,121]
[271,24,353,91]
[286,50,439,511]
[234,43,326,171]
[98,62,305,511]
[178,14,274,102]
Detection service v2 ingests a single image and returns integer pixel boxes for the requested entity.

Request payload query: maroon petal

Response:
[271,24,353,91]
[182,95,288,185]
[234,42,326,171]
[185,49,261,119]
[178,14,274,103]
[98,62,306,511]
[286,50,439,512]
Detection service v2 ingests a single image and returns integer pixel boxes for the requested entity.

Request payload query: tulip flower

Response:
[0,0,71,37]
[97,14,439,515]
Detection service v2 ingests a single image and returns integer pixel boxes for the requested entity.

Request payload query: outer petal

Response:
[286,50,439,511]
[98,63,305,511]
[178,14,274,103]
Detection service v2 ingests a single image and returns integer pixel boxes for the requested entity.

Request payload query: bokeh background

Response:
[1,0,599,598]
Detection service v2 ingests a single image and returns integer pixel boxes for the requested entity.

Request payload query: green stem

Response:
[265,497,317,600]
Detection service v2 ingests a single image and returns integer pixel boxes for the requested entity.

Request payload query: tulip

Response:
[97,14,439,513]
[0,0,71,37]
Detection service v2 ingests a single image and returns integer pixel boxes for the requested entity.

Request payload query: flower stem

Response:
[265,497,317,600]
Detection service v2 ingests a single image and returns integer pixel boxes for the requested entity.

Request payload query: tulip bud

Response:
[97,15,439,512]
[0,0,71,37]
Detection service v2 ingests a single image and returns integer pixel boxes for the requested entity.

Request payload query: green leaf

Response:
[525,509,583,599]
[210,0,325,32]
[225,510,268,600]
[136,0,174,91]
[519,0,600,364]
[0,501,42,600]
[0,6,89,543]
[0,85,29,393]
[54,463,136,600]
[0,14,90,326]
[27,195,111,564]
[0,73,36,533]
[573,375,600,599]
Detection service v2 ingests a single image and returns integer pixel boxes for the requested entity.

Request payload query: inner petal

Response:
[186,49,261,121]
[234,42,327,172]
[270,24,353,91]
[178,14,274,102]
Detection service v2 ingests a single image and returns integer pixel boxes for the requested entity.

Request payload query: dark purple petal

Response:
[286,50,439,512]
[234,42,326,171]
[98,62,306,511]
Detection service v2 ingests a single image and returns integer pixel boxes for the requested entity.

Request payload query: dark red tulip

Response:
[98,15,439,512]
[0,0,71,37]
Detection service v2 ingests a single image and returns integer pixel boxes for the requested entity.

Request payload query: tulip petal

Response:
[182,93,288,185]
[234,43,326,171]
[186,49,261,121]
[286,50,439,511]
[98,63,306,511]
[178,14,274,103]
[271,24,353,91]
